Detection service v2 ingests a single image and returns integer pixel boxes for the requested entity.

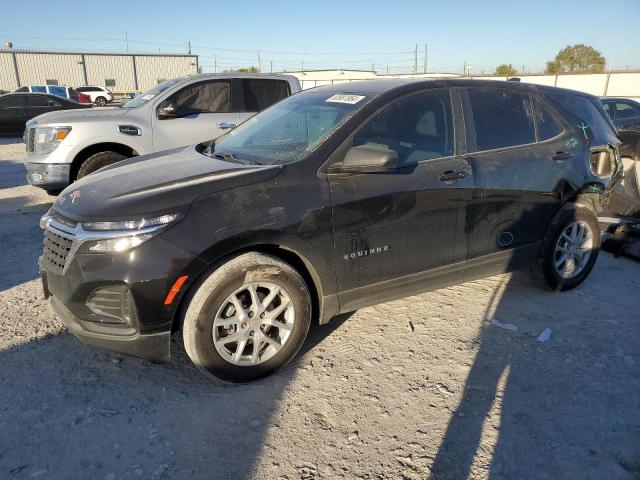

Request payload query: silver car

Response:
[24,73,301,192]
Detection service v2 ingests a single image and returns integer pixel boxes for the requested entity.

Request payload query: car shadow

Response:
[0,310,353,480]
[428,205,640,479]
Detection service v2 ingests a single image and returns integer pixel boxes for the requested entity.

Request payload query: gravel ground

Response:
[0,140,639,480]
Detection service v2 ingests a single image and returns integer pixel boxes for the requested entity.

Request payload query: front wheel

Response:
[76,151,127,179]
[182,253,311,382]
[95,96,107,107]
[532,203,601,291]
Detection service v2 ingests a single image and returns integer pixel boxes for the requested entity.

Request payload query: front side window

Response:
[615,102,640,119]
[213,91,373,165]
[242,79,290,112]
[468,89,534,151]
[532,97,563,141]
[168,80,231,116]
[353,89,454,165]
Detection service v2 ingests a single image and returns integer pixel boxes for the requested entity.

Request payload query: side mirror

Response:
[157,101,177,120]
[330,145,400,173]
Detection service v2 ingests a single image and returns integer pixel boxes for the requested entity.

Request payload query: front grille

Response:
[42,229,73,274]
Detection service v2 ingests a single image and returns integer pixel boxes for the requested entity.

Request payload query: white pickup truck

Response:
[23,73,301,192]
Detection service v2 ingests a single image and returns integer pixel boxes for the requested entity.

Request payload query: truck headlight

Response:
[79,213,184,253]
[33,126,72,154]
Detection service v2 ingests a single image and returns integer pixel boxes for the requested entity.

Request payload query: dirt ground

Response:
[0,139,639,480]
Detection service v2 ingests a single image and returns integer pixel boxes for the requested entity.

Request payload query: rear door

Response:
[461,88,574,278]
[152,79,237,150]
[328,88,473,310]
[237,78,291,125]
[0,95,27,135]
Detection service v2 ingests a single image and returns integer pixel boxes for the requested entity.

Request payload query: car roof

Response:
[302,77,599,99]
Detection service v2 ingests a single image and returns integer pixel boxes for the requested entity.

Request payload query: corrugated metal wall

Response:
[135,55,197,90]
[84,55,136,90]
[0,51,198,91]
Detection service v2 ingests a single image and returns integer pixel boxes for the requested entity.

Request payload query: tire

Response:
[95,96,107,107]
[76,151,127,179]
[183,253,312,382]
[531,202,601,291]
[45,189,62,196]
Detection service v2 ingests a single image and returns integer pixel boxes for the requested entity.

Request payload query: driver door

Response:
[328,88,472,311]
[152,79,240,151]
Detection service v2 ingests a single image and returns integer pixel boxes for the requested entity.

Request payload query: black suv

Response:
[39,79,621,382]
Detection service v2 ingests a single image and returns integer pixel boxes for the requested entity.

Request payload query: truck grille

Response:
[42,229,74,274]
[25,127,36,153]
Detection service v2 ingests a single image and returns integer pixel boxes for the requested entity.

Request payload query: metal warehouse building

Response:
[0,49,199,93]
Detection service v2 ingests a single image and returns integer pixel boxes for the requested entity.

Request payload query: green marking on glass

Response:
[578,122,589,140]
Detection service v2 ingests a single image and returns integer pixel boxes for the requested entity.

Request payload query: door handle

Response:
[217,122,237,130]
[439,170,468,183]
[552,151,574,161]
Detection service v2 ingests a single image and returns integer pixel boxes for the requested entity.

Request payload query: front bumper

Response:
[26,162,70,190]
[50,294,170,362]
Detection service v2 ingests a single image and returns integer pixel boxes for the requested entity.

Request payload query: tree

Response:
[545,44,606,74]
[495,64,518,76]
[236,66,260,73]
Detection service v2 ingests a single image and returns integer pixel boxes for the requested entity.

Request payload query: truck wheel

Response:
[183,253,311,382]
[95,96,107,107]
[531,203,600,291]
[76,151,126,179]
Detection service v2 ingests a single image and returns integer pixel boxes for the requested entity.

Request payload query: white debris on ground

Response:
[0,140,639,480]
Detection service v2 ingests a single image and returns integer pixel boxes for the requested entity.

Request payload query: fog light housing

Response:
[85,285,133,325]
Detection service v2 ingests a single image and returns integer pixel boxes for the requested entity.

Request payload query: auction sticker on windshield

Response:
[325,94,366,104]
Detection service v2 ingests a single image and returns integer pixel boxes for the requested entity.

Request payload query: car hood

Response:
[52,145,282,221]
[34,107,129,125]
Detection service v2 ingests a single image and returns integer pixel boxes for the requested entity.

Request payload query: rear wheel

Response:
[95,96,107,107]
[183,253,311,382]
[532,203,600,291]
[76,151,127,179]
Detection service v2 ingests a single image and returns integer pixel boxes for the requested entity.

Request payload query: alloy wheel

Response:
[212,282,295,366]
[554,221,594,279]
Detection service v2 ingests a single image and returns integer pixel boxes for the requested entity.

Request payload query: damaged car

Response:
[39,79,621,382]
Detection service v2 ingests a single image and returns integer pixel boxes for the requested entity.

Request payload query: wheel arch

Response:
[70,142,139,181]
[171,241,332,334]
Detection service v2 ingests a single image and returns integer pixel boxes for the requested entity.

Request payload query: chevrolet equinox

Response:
[39,79,621,382]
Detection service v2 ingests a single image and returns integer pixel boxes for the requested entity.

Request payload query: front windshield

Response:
[123,78,182,108]
[213,91,373,165]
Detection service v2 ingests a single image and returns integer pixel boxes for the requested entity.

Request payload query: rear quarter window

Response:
[549,92,615,135]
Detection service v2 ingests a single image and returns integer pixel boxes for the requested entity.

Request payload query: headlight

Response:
[78,213,184,254]
[33,126,72,154]
[85,233,156,253]
[83,213,183,231]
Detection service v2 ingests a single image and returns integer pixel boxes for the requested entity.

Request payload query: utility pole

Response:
[386,65,389,75]
[521,65,525,73]
[371,63,375,72]
[187,41,191,55]
[257,50,261,72]
[463,60,466,76]
[424,43,427,74]
[414,44,418,74]
[124,32,128,53]
[301,58,304,73]
[213,55,218,73]
[270,60,273,73]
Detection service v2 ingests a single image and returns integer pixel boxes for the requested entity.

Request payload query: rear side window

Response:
[615,102,640,119]
[354,89,454,165]
[27,96,60,107]
[468,89,535,151]
[242,79,289,112]
[602,101,613,119]
[532,97,563,141]
[549,92,613,135]
[170,80,231,116]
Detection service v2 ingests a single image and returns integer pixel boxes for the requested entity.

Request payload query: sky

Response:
[1,0,639,74]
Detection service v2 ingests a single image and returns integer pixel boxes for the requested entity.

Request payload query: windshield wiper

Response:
[212,152,257,165]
